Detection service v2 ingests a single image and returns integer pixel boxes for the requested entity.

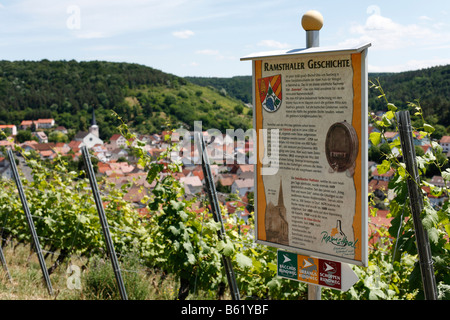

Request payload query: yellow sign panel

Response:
[242,44,370,267]
[297,255,319,284]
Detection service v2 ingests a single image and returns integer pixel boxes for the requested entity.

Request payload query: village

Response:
[0,112,255,225]
[367,113,450,241]
[1,111,450,237]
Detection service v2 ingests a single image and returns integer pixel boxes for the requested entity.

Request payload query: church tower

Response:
[278,179,284,207]
[265,179,289,245]
[89,108,99,138]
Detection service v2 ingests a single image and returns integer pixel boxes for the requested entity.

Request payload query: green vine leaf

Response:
[235,253,252,269]
[387,103,397,112]
[422,205,439,232]
[427,228,439,244]
[370,132,382,146]
[442,168,450,181]
[267,262,277,272]
[377,160,391,175]
[218,240,234,257]
[423,123,435,134]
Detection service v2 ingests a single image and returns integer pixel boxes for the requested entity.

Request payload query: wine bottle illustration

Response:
[330,220,346,247]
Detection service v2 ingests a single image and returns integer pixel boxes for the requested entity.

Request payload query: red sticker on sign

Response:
[318,259,341,289]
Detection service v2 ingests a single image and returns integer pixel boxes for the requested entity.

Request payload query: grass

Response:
[0,242,181,300]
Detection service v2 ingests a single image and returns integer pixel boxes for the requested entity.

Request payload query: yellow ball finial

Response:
[301,10,324,31]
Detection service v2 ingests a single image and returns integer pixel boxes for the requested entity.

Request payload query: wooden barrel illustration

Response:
[325,121,358,173]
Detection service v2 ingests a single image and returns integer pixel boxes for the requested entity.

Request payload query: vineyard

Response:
[0,122,308,300]
[1,91,450,300]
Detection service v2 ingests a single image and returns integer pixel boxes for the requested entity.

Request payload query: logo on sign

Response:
[298,256,318,284]
[277,251,297,280]
[320,220,359,249]
[319,259,341,289]
[258,75,282,113]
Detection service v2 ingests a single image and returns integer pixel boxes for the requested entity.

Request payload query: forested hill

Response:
[186,64,450,128]
[1,60,448,141]
[185,76,252,104]
[369,65,450,126]
[0,60,251,140]
[0,60,178,112]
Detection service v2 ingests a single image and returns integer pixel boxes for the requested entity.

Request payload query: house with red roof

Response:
[383,131,399,143]
[191,166,204,182]
[217,174,238,191]
[369,209,393,246]
[440,136,450,153]
[123,186,148,204]
[180,175,203,194]
[369,179,389,197]
[20,140,38,153]
[20,120,34,130]
[35,119,55,129]
[372,167,395,182]
[107,134,128,151]
[236,164,253,175]
[67,140,83,158]
[430,175,450,188]
[422,185,448,208]
[32,131,48,144]
[231,178,254,197]
[0,125,17,136]
[226,200,251,224]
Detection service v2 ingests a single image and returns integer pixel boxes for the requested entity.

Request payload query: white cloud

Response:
[83,44,127,51]
[172,30,195,39]
[432,22,447,30]
[340,13,447,51]
[419,15,433,21]
[339,11,450,73]
[257,39,291,49]
[195,49,235,62]
[7,0,205,37]
[196,49,219,55]
[75,31,106,39]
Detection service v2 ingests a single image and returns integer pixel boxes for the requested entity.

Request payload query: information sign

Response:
[241,43,370,266]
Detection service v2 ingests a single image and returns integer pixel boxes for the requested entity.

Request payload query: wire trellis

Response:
[0,144,262,300]
[0,148,145,299]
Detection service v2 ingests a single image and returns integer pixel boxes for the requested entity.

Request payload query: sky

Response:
[0,0,450,77]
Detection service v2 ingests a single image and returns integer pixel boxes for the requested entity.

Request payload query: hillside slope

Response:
[369,65,450,126]
[0,60,251,140]
[185,76,252,104]
[186,64,450,127]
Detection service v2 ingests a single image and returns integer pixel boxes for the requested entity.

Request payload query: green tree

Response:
[234,104,243,114]
[15,130,34,143]
[48,131,69,143]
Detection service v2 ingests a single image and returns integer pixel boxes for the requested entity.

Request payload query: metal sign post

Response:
[81,146,128,300]
[7,148,53,296]
[195,132,241,300]
[396,111,438,300]
[303,10,323,300]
